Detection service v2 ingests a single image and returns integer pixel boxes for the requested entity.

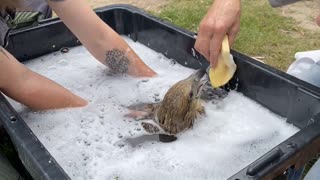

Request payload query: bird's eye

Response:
[189,92,193,98]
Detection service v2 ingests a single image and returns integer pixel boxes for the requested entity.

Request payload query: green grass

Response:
[156,0,320,71]
[303,154,320,178]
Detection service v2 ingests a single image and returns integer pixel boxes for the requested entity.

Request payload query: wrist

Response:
[104,35,156,77]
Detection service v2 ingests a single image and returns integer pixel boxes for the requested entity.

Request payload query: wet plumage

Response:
[125,69,208,135]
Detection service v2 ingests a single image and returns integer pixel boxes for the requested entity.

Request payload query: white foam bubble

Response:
[7,36,299,180]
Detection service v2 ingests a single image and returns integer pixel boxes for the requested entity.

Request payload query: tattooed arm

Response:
[0,48,87,110]
[47,0,156,77]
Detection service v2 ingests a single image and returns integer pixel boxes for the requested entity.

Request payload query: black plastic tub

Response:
[1,4,320,180]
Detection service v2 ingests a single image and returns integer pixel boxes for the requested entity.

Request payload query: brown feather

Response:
[156,78,204,135]
[126,70,207,135]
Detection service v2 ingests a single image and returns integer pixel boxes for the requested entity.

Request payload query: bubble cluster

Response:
[7,36,299,180]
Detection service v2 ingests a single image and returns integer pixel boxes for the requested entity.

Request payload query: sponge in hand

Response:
[208,35,237,88]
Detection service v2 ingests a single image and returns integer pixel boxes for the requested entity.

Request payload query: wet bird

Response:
[125,69,208,135]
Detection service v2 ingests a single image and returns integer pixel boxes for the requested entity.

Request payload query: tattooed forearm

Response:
[105,49,129,74]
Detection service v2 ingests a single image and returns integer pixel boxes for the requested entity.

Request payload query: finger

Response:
[228,19,240,46]
[209,32,225,68]
[195,20,215,62]
[316,14,320,26]
[195,37,211,61]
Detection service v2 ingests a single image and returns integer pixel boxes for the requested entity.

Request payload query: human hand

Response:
[194,0,241,68]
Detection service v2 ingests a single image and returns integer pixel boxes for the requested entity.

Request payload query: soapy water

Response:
[7,36,299,180]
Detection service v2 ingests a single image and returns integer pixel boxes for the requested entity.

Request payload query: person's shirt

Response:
[0,0,52,48]
[0,9,13,48]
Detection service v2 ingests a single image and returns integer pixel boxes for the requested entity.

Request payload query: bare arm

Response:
[0,48,87,110]
[47,0,156,77]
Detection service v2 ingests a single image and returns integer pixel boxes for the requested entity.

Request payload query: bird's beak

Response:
[191,68,206,82]
[190,69,208,98]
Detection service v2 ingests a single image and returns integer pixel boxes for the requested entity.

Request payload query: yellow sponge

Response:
[209,35,237,88]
